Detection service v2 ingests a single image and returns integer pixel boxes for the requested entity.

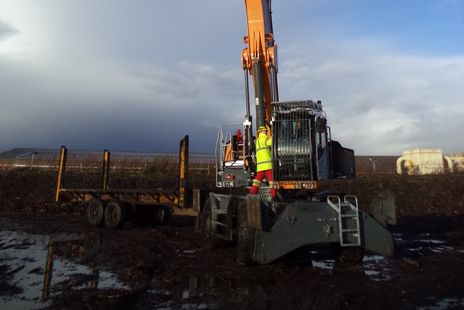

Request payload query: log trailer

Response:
[197,0,396,264]
[55,136,201,228]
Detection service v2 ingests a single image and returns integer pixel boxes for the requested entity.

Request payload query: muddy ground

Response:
[1,169,464,309]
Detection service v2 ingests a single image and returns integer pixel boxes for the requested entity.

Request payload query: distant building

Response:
[396,148,455,175]
[448,153,464,172]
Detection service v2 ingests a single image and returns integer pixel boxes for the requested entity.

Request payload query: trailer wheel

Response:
[87,199,106,227]
[237,201,256,265]
[154,205,170,226]
[104,200,127,229]
[201,198,223,248]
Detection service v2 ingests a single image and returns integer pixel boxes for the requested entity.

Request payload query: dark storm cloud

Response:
[0,55,244,153]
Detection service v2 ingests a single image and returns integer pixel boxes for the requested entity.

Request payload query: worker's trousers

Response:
[250,169,277,199]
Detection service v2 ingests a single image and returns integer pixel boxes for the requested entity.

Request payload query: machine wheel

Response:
[237,201,256,265]
[154,205,170,226]
[87,199,106,227]
[104,200,128,229]
[201,198,223,248]
[334,246,364,270]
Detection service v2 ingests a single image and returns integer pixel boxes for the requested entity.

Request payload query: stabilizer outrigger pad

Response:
[243,194,394,264]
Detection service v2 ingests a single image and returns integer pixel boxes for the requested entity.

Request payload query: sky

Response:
[0,0,463,155]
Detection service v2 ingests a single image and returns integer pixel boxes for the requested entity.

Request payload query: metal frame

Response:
[215,124,247,188]
[270,100,327,189]
[55,146,67,205]
[54,136,198,217]
[178,135,189,209]
[101,149,110,190]
[327,195,361,247]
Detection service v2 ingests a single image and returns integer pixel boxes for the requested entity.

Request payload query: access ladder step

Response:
[212,220,227,227]
[326,195,362,247]
[340,214,358,218]
[339,202,361,246]
[341,229,359,233]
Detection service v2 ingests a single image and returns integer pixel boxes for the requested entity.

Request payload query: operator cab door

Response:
[315,117,356,180]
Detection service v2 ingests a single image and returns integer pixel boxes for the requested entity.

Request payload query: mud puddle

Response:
[311,255,392,281]
[0,230,128,309]
[393,232,459,257]
[310,232,460,283]
[134,271,242,309]
[420,297,464,310]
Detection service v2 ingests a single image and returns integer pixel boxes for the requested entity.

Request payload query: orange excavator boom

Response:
[241,0,279,132]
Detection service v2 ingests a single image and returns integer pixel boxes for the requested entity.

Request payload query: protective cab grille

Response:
[272,101,322,182]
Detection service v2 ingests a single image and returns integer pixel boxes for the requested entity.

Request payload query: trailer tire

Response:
[104,200,128,229]
[87,199,106,227]
[237,201,256,265]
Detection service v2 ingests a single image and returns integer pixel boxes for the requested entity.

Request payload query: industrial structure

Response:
[448,153,464,172]
[396,149,463,175]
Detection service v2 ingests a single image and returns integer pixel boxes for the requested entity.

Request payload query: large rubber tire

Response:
[104,200,128,229]
[154,205,170,226]
[86,199,106,227]
[200,198,223,248]
[237,201,256,265]
[201,198,212,238]
[333,246,365,271]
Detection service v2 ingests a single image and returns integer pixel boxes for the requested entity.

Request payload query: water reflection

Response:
[1,228,462,309]
[0,230,127,309]
[151,273,222,309]
[41,238,104,301]
[393,232,456,256]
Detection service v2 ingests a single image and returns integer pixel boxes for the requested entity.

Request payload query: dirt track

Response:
[1,170,464,309]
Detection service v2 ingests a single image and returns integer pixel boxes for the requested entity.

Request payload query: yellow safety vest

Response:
[255,132,273,171]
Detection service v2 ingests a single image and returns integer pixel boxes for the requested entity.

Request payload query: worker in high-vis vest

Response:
[250,126,277,199]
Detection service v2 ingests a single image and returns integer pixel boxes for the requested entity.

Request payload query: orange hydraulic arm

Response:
[242,0,279,132]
